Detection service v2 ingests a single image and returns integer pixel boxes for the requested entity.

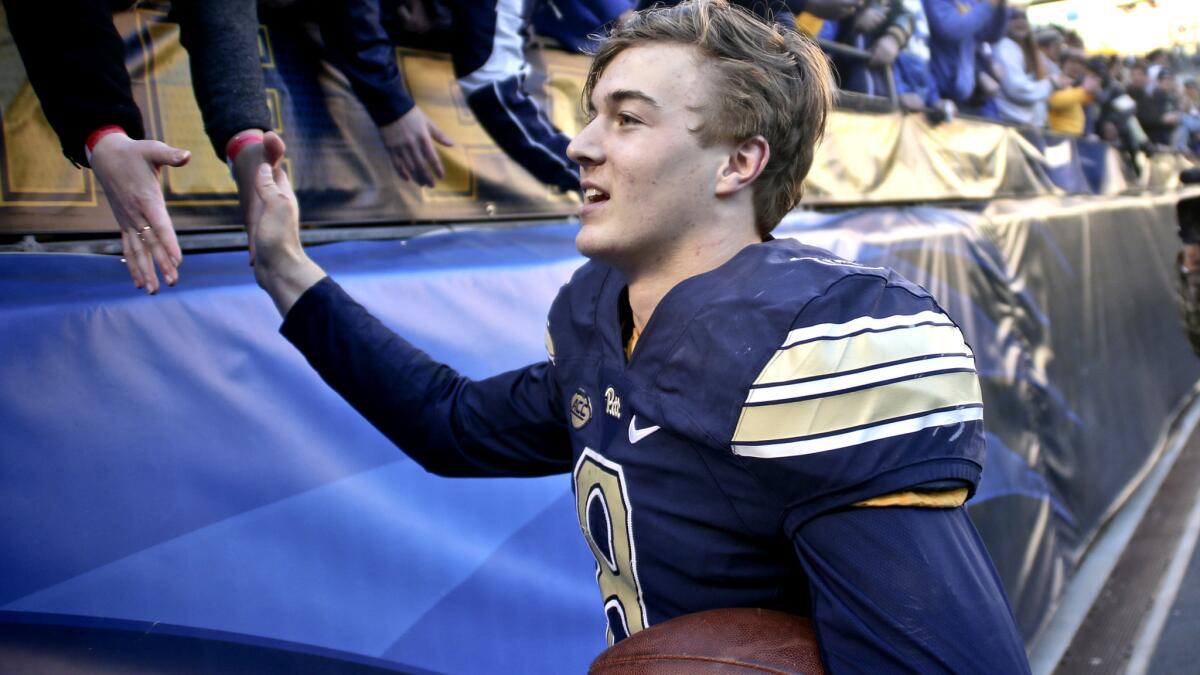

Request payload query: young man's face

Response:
[1007,14,1029,42]
[1131,68,1149,90]
[1063,57,1084,79]
[567,44,735,270]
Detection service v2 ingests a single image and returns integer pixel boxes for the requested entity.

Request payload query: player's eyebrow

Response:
[586,88,661,117]
[607,89,661,109]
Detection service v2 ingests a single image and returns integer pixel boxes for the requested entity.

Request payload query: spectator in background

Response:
[311,0,454,188]
[820,0,915,98]
[1137,68,1183,147]
[923,0,1007,109]
[1060,25,1083,52]
[1146,48,1169,92]
[992,6,1051,126]
[313,0,581,193]
[411,0,580,193]
[1046,48,1100,137]
[3,0,278,294]
[1128,62,1152,120]
[1131,61,1151,89]
[1087,56,1151,158]
[656,0,864,32]
[534,0,635,53]
[892,0,945,113]
[966,41,1003,119]
[1036,30,1098,137]
[1178,80,1200,155]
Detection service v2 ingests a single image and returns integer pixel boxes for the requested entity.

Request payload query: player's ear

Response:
[715,135,769,198]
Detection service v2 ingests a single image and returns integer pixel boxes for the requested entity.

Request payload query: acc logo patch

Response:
[570,389,593,429]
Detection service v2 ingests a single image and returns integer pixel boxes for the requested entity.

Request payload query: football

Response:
[588,608,825,674]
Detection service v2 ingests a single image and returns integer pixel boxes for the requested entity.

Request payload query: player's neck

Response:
[625,223,761,333]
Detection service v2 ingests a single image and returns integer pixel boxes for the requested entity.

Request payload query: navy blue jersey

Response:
[282,238,1030,673]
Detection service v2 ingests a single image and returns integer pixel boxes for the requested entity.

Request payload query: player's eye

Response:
[617,112,642,127]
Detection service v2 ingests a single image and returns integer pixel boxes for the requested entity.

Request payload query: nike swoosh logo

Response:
[628,415,661,444]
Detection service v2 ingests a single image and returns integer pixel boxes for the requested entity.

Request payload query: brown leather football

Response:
[588,608,825,674]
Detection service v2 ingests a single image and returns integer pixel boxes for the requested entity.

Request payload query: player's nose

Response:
[567,118,604,168]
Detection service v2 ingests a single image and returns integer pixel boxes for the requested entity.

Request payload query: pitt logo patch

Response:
[570,389,593,429]
[605,386,622,419]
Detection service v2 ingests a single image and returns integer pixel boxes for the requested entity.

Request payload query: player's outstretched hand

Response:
[231,129,287,266]
[379,106,454,187]
[252,133,325,317]
[90,133,190,294]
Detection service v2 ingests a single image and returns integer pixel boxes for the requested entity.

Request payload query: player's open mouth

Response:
[584,187,610,204]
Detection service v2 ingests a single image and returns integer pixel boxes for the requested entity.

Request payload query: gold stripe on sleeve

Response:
[732,370,982,444]
[854,488,970,508]
[753,324,971,386]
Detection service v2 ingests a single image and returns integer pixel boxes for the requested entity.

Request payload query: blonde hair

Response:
[583,0,835,235]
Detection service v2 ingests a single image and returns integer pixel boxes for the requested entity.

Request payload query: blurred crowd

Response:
[548,0,1200,161]
[6,0,1199,292]
[796,0,1200,160]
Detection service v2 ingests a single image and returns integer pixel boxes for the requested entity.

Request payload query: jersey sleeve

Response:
[281,277,572,477]
[795,505,1030,673]
[730,272,986,529]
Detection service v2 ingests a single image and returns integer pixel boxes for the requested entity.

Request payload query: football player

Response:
[249,0,1030,670]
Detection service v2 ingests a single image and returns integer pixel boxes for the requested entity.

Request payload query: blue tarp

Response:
[1,198,1196,671]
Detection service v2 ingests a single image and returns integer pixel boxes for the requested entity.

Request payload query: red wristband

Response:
[85,125,126,153]
[226,130,264,163]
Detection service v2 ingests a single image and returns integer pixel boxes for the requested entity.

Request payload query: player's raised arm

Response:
[250,133,326,316]
[250,136,570,476]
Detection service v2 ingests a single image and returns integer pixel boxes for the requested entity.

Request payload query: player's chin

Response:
[574,225,618,263]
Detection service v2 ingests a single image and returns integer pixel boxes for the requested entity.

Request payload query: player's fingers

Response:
[247,219,257,267]
[120,231,144,289]
[263,131,286,168]
[272,163,294,199]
